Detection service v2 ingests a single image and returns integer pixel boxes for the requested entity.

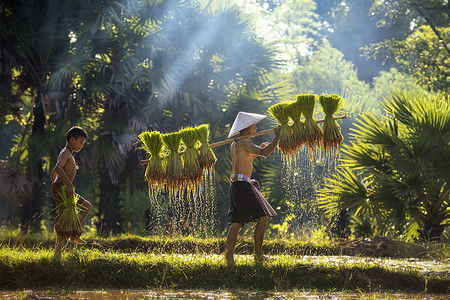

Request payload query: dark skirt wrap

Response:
[228,181,266,225]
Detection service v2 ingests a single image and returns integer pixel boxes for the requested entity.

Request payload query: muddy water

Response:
[1,290,448,300]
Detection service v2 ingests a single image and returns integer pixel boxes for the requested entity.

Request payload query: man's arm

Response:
[243,127,280,157]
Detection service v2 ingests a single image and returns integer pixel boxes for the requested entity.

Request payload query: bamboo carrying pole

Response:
[140,114,348,165]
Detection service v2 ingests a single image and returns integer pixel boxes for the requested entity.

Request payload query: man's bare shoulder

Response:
[237,138,261,153]
[235,138,254,149]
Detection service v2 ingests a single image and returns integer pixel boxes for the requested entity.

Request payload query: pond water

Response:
[1,290,449,300]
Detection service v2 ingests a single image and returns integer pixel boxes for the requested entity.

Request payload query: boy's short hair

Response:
[66,126,88,142]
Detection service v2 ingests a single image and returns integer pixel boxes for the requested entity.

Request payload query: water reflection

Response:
[1,290,448,300]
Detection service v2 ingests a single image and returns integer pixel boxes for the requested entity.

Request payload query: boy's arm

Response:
[51,150,74,194]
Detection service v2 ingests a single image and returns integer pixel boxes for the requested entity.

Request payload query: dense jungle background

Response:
[1,0,449,243]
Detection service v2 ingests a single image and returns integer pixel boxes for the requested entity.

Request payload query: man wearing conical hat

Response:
[225,112,280,263]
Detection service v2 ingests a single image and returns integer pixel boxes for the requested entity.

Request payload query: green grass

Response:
[0,236,338,260]
[1,232,448,260]
[0,232,448,293]
[0,247,448,293]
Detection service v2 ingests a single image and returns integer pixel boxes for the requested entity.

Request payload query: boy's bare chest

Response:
[64,155,78,175]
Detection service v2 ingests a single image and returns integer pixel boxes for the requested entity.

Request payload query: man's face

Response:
[241,124,257,136]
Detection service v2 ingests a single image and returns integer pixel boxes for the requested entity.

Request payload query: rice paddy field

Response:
[0,233,448,299]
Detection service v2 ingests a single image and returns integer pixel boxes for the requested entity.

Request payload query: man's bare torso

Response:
[231,138,257,178]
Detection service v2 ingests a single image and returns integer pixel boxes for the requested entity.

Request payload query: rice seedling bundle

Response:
[286,100,306,152]
[268,102,295,160]
[162,132,184,195]
[54,185,82,241]
[180,127,203,194]
[138,131,165,188]
[318,94,344,158]
[196,124,217,171]
[297,94,322,160]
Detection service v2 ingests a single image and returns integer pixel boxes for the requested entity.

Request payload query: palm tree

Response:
[68,0,171,235]
[318,89,450,241]
[0,0,148,232]
[1,0,282,235]
[0,0,86,230]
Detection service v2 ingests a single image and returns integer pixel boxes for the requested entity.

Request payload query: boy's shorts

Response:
[51,182,88,214]
[228,181,266,225]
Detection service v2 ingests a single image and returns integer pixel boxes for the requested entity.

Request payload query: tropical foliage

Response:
[318,89,450,241]
[0,0,280,234]
[0,0,448,242]
[364,0,450,91]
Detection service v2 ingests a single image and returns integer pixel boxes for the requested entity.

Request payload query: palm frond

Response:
[0,160,32,207]
[317,167,372,219]
[351,113,398,146]
[90,134,123,169]
[340,143,391,175]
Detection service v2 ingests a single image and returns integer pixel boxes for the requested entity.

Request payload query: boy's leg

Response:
[54,234,66,255]
[225,222,242,263]
[254,215,268,260]
[70,195,91,244]
[76,195,91,224]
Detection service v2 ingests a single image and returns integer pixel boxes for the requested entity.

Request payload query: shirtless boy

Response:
[51,126,92,253]
[224,112,280,263]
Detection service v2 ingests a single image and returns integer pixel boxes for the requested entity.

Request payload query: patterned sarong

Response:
[230,174,277,217]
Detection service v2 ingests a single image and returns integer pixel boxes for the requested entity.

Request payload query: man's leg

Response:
[254,215,268,260]
[225,222,242,263]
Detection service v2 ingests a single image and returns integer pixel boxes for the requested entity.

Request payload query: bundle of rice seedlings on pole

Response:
[318,94,344,158]
[297,94,322,160]
[287,100,306,153]
[162,132,184,196]
[138,131,165,191]
[180,127,203,194]
[268,102,295,161]
[196,124,217,171]
[54,185,83,242]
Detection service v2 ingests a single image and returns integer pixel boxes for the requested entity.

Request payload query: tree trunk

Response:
[21,90,45,232]
[420,222,444,242]
[96,165,123,236]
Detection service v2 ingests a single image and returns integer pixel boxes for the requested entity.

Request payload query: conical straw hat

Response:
[228,112,266,138]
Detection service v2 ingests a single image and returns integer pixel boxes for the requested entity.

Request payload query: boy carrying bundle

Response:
[50,126,92,255]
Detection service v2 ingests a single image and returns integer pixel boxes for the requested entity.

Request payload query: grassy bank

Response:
[0,232,339,256]
[0,247,448,293]
[0,233,448,293]
[1,232,448,259]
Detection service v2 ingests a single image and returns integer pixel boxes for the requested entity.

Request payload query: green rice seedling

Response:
[287,100,306,154]
[297,94,322,161]
[162,132,184,196]
[54,185,82,241]
[180,127,203,195]
[318,94,344,158]
[138,131,165,191]
[195,124,217,171]
[268,102,295,161]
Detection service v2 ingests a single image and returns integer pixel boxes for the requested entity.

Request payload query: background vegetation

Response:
[0,0,448,243]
